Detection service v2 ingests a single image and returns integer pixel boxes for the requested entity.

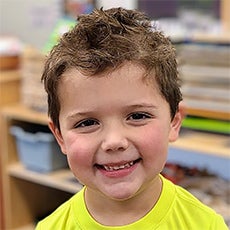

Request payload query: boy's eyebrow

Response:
[126,103,158,110]
[67,103,158,119]
[129,102,157,108]
[67,110,95,119]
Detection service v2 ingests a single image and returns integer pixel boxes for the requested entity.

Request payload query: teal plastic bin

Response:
[10,126,68,173]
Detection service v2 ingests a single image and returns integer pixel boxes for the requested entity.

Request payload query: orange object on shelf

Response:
[0,55,19,70]
[0,36,22,70]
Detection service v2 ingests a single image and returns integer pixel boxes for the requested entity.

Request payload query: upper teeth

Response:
[103,161,134,171]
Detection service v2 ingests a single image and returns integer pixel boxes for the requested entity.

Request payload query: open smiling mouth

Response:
[95,158,142,172]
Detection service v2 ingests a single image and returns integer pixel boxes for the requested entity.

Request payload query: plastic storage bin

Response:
[10,126,68,173]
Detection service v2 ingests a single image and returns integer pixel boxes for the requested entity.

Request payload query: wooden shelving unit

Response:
[177,33,230,125]
[0,104,82,230]
[169,128,230,182]
[8,163,82,194]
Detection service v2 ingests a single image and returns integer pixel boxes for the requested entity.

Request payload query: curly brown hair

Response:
[42,7,182,130]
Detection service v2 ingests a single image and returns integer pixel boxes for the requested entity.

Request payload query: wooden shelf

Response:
[171,130,230,158]
[8,163,82,194]
[1,103,48,125]
[185,107,230,121]
[191,33,230,44]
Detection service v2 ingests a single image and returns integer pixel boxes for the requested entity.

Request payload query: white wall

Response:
[0,0,138,49]
[0,0,62,49]
[96,0,137,10]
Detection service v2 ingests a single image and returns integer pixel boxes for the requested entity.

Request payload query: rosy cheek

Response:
[137,126,167,156]
[65,135,94,167]
[139,126,161,145]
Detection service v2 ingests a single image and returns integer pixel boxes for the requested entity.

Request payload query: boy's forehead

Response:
[58,63,164,108]
[61,62,156,83]
[58,64,160,102]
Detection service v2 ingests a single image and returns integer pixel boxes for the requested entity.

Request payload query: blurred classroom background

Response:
[0,1,229,229]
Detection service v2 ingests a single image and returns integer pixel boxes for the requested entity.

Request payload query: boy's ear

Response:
[48,119,67,154]
[169,102,186,142]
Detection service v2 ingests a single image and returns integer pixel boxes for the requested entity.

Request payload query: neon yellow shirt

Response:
[36,175,228,229]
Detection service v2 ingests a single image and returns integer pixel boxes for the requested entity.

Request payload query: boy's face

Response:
[49,62,182,201]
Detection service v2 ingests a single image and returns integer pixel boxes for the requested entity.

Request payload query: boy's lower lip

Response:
[96,159,141,178]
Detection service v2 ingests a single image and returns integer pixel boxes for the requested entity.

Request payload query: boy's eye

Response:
[75,119,99,128]
[128,112,152,121]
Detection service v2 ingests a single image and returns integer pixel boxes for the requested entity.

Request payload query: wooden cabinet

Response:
[1,104,82,229]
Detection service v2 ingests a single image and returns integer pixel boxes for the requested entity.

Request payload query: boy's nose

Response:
[101,126,129,152]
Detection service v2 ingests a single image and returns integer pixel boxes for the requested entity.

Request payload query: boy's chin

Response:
[99,182,142,201]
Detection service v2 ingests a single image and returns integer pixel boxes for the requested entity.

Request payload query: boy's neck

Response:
[84,175,162,226]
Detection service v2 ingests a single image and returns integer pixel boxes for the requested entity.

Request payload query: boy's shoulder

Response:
[170,177,217,214]
[160,175,228,229]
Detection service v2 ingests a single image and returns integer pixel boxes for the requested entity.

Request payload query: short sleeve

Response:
[211,214,229,230]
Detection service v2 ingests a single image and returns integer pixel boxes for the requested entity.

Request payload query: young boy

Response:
[36,7,228,229]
